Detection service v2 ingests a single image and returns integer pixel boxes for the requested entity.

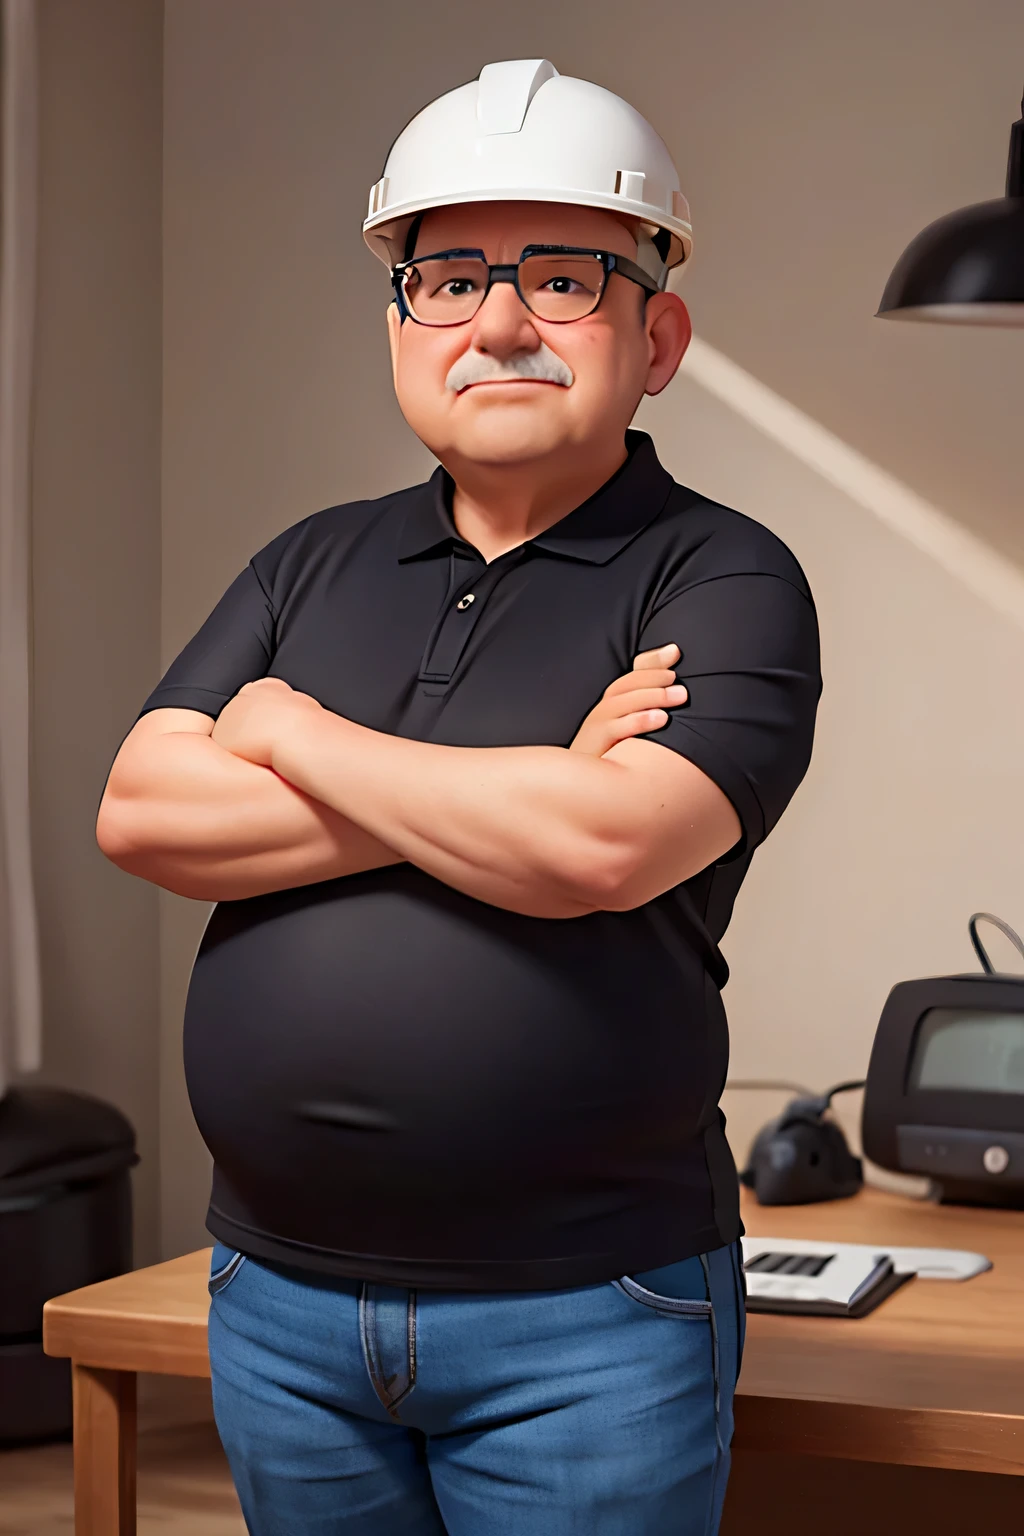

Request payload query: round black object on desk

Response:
[741,1098,864,1206]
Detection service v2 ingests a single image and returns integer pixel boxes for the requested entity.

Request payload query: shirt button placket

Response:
[418,548,525,694]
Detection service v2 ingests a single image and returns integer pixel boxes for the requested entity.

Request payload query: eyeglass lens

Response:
[401,254,607,325]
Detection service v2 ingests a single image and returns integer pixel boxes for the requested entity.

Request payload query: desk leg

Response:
[72,1365,137,1536]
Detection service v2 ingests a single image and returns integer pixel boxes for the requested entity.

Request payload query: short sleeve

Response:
[136,564,275,722]
[637,571,822,861]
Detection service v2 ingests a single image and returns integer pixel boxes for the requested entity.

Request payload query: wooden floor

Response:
[0,1377,244,1536]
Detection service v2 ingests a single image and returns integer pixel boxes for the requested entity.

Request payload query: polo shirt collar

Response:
[396,430,674,566]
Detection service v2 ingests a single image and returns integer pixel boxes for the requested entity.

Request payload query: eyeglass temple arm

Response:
[608,253,662,294]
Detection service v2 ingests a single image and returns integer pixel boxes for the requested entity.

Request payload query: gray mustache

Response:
[446,344,575,393]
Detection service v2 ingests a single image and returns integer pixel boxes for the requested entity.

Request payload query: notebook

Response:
[740,1235,989,1317]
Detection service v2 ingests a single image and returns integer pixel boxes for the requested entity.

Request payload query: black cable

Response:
[969,912,1024,975]
[824,1079,867,1106]
[726,1077,865,1105]
[724,1078,815,1098]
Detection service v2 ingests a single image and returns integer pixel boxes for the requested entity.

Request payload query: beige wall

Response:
[159,0,1024,569]
[158,2,435,1254]
[29,0,164,1263]
[637,378,1024,1165]
[156,0,1024,1251]
[647,0,1024,569]
[29,2,1022,1256]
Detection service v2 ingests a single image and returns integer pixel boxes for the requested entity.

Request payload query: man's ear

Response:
[643,294,691,398]
[386,301,402,390]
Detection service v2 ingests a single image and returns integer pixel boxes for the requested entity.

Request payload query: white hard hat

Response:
[363,59,691,289]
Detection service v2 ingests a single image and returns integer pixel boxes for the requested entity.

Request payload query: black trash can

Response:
[0,1085,138,1444]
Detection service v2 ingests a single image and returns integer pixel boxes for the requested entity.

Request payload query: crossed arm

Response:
[97,646,741,918]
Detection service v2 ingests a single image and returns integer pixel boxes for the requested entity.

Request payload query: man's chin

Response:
[444,425,572,468]
[443,401,576,464]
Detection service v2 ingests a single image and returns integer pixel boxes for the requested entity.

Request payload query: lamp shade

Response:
[877,103,1024,325]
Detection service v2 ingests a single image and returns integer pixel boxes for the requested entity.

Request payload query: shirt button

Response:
[456,593,476,611]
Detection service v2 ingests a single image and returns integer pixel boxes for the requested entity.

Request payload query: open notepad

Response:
[740,1235,991,1318]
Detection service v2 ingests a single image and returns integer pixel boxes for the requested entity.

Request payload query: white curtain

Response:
[0,0,42,1097]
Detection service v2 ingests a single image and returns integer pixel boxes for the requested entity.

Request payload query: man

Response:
[97,60,821,1536]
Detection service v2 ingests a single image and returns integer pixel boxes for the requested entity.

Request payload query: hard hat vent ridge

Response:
[476,59,559,136]
[614,171,646,202]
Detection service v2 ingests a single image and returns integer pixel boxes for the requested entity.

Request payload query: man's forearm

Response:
[98,731,403,900]
[272,714,650,918]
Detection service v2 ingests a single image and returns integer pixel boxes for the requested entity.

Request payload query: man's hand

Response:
[213,646,688,772]
[261,633,736,919]
[570,643,686,756]
[211,677,324,767]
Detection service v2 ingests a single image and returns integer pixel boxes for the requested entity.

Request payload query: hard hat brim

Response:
[363,187,692,272]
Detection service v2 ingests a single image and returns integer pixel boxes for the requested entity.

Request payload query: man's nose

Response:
[469,279,542,361]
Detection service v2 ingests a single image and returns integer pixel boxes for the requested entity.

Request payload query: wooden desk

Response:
[42,1189,1024,1533]
[735,1188,1024,1476]
[44,1250,212,1535]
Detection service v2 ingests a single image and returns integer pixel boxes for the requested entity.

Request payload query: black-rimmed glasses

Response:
[391,245,659,326]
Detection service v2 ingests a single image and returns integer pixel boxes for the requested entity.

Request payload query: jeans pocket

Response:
[208,1244,248,1297]
[611,1273,713,1319]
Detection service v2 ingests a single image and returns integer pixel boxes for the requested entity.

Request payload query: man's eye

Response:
[426,275,481,300]
[541,276,585,295]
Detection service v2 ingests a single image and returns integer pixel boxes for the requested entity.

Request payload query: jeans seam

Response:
[358,1284,382,1405]
[611,1276,714,1318]
[407,1290,417,1395]
[208,1252,247,1296]
[700,1252,724,1536]
[730,1242,746,1373]
[359,1283,416,1422]
[384,1291,417,1414]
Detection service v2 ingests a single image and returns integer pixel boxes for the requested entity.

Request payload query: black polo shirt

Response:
[139,431,821,1290]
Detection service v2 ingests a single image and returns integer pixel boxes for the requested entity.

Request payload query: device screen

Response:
[910,1008,1024,1093]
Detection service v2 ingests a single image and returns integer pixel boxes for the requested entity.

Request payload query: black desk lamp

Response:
[877,84,1024,325]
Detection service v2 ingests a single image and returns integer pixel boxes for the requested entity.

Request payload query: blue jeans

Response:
[207,1240,745,1535]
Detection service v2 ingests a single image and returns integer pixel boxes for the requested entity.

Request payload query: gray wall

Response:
[29,0,163,1263]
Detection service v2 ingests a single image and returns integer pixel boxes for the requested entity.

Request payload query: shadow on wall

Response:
[636,349,1024,1170]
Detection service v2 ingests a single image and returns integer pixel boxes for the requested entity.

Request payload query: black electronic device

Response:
[862,913,1024,1208]
[739,1082,864,1206]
